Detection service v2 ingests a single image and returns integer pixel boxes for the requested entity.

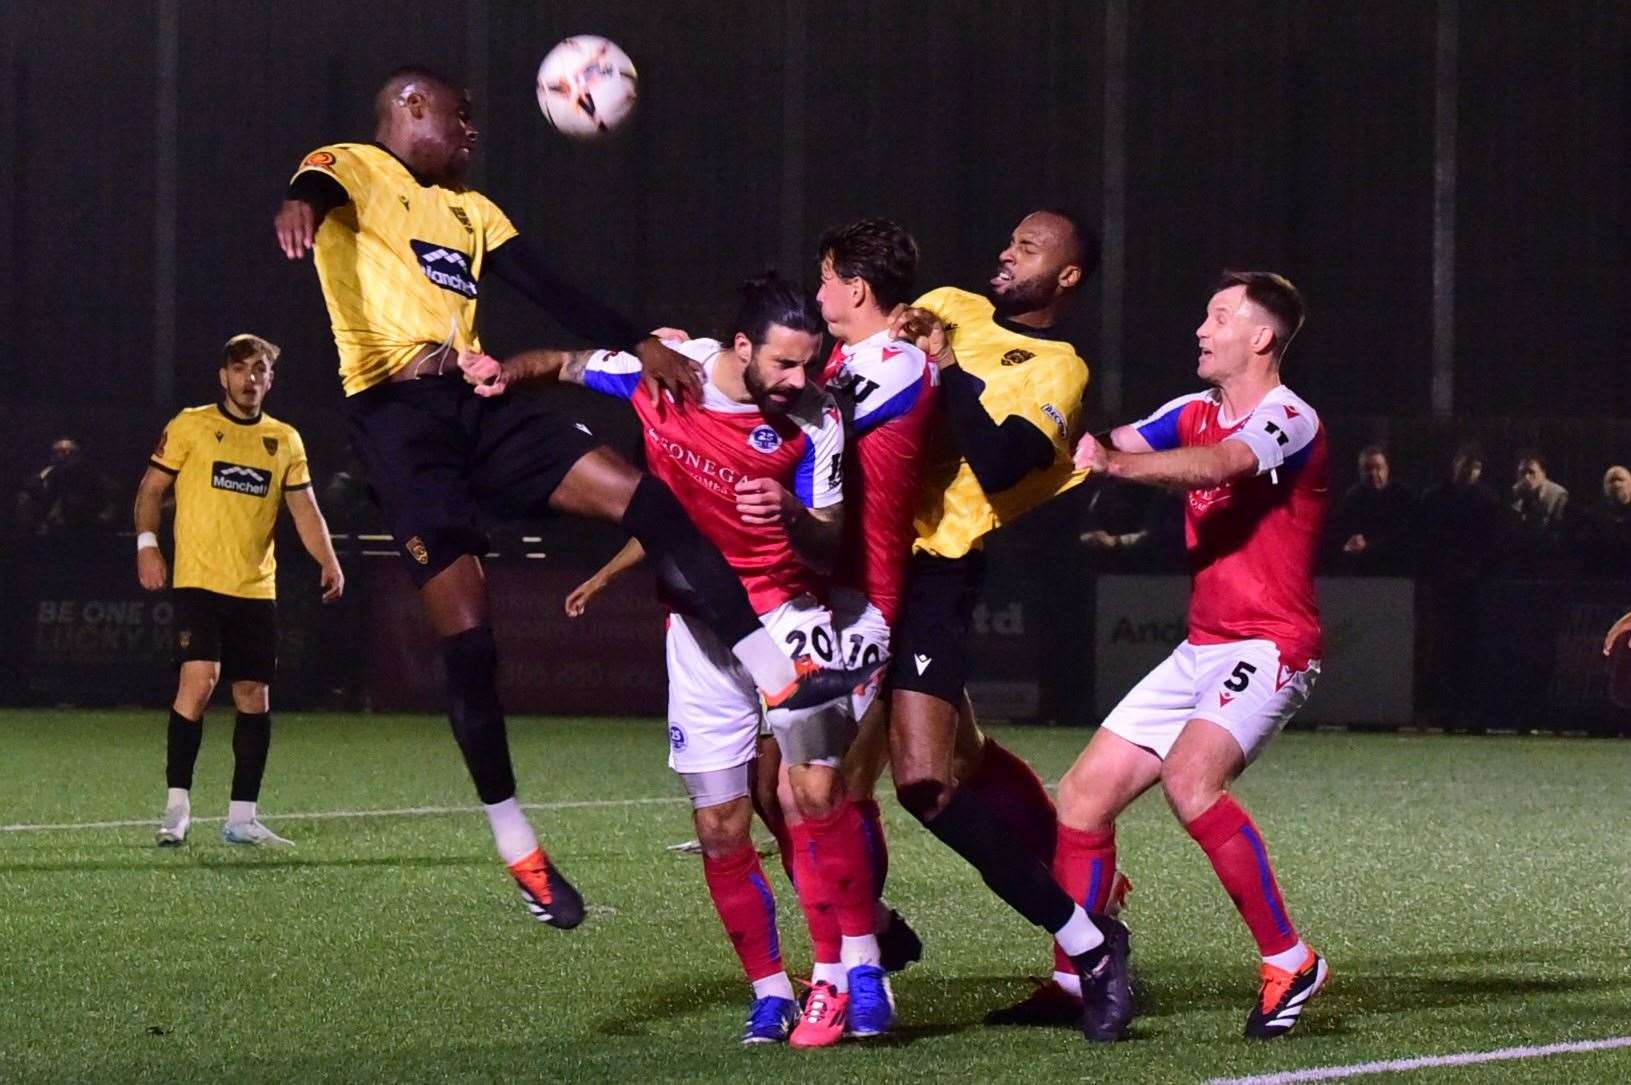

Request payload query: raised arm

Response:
[284,487,345,602]
[889,305,1056,495]
[458,347,599,397]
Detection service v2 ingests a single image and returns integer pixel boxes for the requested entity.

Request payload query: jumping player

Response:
[459,276,892,1047]
[1065,271,1329,1039]
[274,66,868,928]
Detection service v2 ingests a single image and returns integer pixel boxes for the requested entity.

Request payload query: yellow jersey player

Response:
[134,334,344,849]
[886,210,1135,1042]
[273,66,875,929]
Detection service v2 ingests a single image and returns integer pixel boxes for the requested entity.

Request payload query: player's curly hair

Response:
[819,218,920,311]
[729,272,823,346]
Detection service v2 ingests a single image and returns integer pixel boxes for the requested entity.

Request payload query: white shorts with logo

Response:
[831,588,892,720]
[666,594,843,774]
[1101,639,1320,762]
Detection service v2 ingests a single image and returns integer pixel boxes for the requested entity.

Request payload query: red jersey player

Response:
[465,276,893,1047]
[1061,271,1330,1040]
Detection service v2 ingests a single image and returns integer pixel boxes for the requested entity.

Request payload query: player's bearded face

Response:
[988,215,1076,317]
[744,326,819,415]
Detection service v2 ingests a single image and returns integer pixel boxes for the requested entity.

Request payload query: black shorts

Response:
[887,551,986,706]
[172,587,277,683]
[346,373,602,587]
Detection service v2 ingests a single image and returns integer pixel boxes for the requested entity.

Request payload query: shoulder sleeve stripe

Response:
[582,349,642,399]
[793,438,817,505]
[854,373,924,435]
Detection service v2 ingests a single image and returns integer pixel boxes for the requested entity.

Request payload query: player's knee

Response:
[442,625,498,699]
[1160,763,1224,823]
[231,682,269,714]
[788,764,842,821]
[693,800,752,857]
[894,776,951,822]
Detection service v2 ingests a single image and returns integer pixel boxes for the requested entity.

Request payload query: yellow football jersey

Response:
[912,287,1091,558]
[291,143,519,395]
[150,405,311,599]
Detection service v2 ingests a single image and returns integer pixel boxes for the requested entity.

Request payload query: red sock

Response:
[963,738,1058,866]
[1051,824,1117,976]
[801,798,877,936]
[1185,794,1300,957]
[854,798,889,899]
[787,820,842,962]
[702,843,784,982]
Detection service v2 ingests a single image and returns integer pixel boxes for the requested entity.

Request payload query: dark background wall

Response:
[1,1,1627,508]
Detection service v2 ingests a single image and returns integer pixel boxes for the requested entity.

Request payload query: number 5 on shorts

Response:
[1224,661,1257,692]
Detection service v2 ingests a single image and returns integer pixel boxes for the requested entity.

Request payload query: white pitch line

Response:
[1206,1035,1631,1084]
[0,796,685,834]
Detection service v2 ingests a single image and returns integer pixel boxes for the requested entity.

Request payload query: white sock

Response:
[811,960,847,992]
[166,788,190,810]
[1052,970,1083,999]
[228,800,256,824]
[732,628,797,692]
[1263,939,1310,972]
[483,798,541,865]
[1053,905,1106,957]
[840,933,881,970]
[752,972,796,1002]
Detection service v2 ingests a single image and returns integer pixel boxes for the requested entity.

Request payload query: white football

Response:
[536,36,638,139]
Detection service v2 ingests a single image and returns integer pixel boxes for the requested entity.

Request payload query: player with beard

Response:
[460,275,894,1047]
[274,67,872,929]
[885,210,1135,1042]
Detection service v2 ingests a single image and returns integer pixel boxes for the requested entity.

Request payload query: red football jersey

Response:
[1132,384,1328,664]
[821,330,940,624]
[586,340,845,614]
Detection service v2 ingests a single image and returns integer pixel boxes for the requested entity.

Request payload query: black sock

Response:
[230,711,272,802]
[620,475,761,646]
[917,784,1075,934]
[443,626,517,804]
[166,708,203,790]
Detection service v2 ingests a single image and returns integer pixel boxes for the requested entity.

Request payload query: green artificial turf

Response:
[1,711,1627,1083]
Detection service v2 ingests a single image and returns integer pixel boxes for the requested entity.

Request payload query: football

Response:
[535,36,638,139]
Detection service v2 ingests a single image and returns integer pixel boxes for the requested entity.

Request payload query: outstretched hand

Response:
[635,337,704,407]
[459,349,510,398]
[889,306,953,365]
[1074,433,1111,473]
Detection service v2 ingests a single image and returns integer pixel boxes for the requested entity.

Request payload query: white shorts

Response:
[1101,639,1320,762]
[666,595,843,774]
[831,588,892,720]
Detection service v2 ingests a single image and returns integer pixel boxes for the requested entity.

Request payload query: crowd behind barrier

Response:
[4,428,1628,735]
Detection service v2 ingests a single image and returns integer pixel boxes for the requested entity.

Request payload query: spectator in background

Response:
[15,437,116,539]
[1506,451,1570,576]
[1509,451,1569,534]
[1419,444,1502,584]
[1079,477,1185,571]
[1572,465,1631,580]
[1417,444,1503,727]
[1329,444,1416,575]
